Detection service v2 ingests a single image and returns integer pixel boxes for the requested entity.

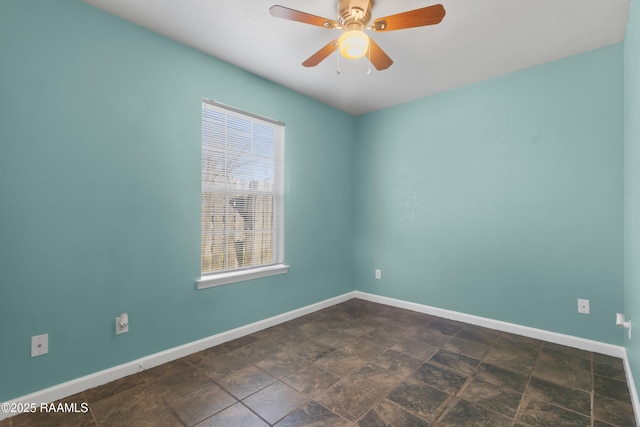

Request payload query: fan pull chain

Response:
[366,42,372,75]
[336,47,341,75]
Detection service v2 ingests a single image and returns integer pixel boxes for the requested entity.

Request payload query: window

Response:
[197,100,287,289]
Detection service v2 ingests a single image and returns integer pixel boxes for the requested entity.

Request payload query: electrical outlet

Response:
[116,313,129,335]
[375,269,381,280]
[616,313,632,340]
[31,334,48,357]
[578,299,590,314]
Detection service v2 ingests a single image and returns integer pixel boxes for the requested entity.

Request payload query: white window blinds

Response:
[201,100,284,276]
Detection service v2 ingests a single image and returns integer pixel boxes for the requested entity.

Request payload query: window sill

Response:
[196,264,289,289]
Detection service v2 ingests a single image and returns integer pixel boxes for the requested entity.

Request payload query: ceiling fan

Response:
[270,0,446,71]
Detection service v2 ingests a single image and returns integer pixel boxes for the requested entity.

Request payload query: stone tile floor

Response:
[2,298,637,426]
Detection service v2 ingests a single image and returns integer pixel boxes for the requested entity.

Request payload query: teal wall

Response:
[354,44,624,345]
[625,0,640,402]
[0,1,356,401]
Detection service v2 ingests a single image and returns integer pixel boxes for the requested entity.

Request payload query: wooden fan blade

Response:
[302,40,339,67]
[373,4,445,32]
[367,38,393,70]
[270,5,337,29]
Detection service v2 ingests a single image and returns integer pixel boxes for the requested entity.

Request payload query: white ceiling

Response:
[83,0,630,115]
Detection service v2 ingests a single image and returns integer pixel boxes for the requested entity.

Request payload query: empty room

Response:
[1,0,640,426]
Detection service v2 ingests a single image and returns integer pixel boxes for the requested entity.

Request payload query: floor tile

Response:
[250,326,287,342]
[411,362,468,395]
[90,383,164,425]
[482,346,536,375]
[358,329,402,349]
[358,399,431,427]
[386,378,451,422]
[533,359,591,391]
[315,349,369,377]
[405,329,452,347]
[139,359,192,382]
[83,374,145,403]
[298,318,346,337]
[391,338,439,361]
[396,310,434,326]
[279,315,316,330]
[444,337,491,360]
[275,400,351,426]
[593,394,637,427]
[145,364,213,399]
[195,351,253,381]
[457,377,522,418]
[243,381,309,424]
[11,401,96,427]
[286,338,335,361]
[232,339,283,364]
[186,341,248,365]
[336,323,377,338]
[595,374,632,402]
[526,376,590,416]
[437,398,512,427]
[455,325,501,346]
[282,364,341,398]
[428,349,480,376]
[314,329,359,348]
[538,342,591,372]
[494,333,542,355]
[216,364,276,399]
[255,351,305,379]
[341,337,387,359]
[379,318,427,338]
[347,364,402,396]
[543,341,592,358]
[593,353,627,382]
[195,402,268,427]
[99,406,182,427]
[372,349,423,377]
[316,379,380,422]
[274,329,311,350]
[164,382,236,426]
[516,395,591,427]
[473,363,529,393]
[427,317,465,336]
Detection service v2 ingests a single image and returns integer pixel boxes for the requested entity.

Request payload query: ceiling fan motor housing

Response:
[338,0,373,30]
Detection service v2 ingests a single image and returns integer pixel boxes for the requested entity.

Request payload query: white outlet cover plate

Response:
[116,316,129,335]
[31,334,48,357]
[578,299,590,314]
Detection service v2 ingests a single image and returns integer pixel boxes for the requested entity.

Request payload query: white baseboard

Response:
[3,290,638,424]
[0,291,356,421]
[354,291,625,357]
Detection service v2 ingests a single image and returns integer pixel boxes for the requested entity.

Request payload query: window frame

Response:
[197,100,288,289]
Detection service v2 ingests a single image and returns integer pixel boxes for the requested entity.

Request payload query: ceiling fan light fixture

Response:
[270,2,445,70]
[338,30,369,59]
